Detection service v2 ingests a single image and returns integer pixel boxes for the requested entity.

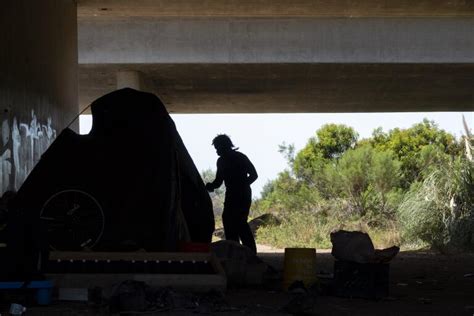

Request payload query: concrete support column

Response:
[117,71,142,90]
[0,0,78,193]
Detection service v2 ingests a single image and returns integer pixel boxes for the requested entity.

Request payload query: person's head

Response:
[212,134,235,156]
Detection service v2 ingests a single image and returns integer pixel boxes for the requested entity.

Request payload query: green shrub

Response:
[255,213,334,249]
[253,121,467,252]
[398,158,474,251]
[255,211,400,250]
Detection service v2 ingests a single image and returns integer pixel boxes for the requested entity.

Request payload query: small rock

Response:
[418,297,432,305]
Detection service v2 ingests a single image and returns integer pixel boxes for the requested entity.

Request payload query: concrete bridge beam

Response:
[77,17,474,113]
[79,18,474,64]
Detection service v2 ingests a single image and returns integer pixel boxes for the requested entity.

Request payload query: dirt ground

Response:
[20,246,474,315]
[231,246,474,315]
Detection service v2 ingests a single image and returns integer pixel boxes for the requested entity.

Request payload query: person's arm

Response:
[206,158,224,192]
[246,156,258,185]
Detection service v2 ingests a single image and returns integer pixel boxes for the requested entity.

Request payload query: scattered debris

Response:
[418,297,432,305]
[9,303,26,315]
[333,260,390,299]
[213,214,281,240]
[109,280,148,313]
[248,213,281,235]
[374,246,400,263]
[211,240,271,286]
[330,230,399,263]
[330,230,398,300]
[382,296,398,301]
[211,240,259,263]
[317,271,334,280]
[213,228,225,239]
[107,280,234,314]
[281,281,317,315]
[288,280,308,295]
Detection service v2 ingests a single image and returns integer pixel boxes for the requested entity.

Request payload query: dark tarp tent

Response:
[8,88,214,262]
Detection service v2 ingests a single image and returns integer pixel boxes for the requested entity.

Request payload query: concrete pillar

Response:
[0,0,78,193]
[117,71,142,90]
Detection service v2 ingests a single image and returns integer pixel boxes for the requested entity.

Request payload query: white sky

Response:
[80,112,473,198]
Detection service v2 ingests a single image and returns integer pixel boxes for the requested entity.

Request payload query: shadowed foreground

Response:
[21,250,474,315]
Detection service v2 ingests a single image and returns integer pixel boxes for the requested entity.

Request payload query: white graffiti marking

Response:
[0,111,57,193]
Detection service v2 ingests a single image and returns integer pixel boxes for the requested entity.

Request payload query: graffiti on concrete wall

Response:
[0,110,57,194]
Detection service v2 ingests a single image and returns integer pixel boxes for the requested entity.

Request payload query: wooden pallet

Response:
[46,252,226,293]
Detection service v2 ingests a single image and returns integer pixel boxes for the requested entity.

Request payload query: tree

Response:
[278,142,296,166]
[292,124,358,182]
[253,119,467,250]
[370,119,462,187]
[334,145,402,219]
[313,123,359,159]
[201,169,225,216]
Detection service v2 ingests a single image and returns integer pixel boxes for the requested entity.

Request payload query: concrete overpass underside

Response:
[79,63,474,113]
[77,1,474,113]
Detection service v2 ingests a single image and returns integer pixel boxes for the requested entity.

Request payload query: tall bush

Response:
[398,158,474,250]
[333,145,402,222]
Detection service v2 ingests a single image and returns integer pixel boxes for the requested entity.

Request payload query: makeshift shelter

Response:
[8,89,214,258]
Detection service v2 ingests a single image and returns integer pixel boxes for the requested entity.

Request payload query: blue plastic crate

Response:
[0,280,53,305]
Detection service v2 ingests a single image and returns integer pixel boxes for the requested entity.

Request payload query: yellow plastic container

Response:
[282,248,317,290]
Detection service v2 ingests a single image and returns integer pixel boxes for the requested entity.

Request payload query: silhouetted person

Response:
[206,134,258,254]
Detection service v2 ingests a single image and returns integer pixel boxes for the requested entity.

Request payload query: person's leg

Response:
[222,209,239,242]
[236,199,257,254]
[237,214,257,254]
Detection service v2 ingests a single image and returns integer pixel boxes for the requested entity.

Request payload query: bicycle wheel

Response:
[40,189,105,250]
